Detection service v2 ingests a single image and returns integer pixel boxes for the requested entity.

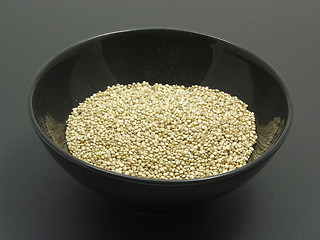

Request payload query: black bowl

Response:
[28,29,292,213]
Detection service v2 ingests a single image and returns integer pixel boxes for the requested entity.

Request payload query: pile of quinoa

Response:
[66,82,257,180]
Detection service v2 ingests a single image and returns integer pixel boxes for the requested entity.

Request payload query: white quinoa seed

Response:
[66,82,257,180]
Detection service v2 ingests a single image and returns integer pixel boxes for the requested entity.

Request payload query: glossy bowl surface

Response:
[29,29,292,212]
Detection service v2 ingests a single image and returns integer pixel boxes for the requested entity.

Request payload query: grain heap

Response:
[66,82,257,180]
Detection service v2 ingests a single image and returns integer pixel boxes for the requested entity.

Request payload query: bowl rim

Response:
[28,28,293,186]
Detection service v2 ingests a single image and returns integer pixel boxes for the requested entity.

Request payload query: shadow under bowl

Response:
[28,29,292,213]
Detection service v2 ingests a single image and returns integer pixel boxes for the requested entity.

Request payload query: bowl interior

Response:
[30,29,290,164]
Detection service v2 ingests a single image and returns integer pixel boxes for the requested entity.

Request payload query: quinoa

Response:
[66,82,257,180]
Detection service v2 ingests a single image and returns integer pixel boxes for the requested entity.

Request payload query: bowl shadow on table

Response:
[77,185,253,240]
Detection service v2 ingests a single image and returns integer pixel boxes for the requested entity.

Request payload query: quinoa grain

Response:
[66,82,257,180]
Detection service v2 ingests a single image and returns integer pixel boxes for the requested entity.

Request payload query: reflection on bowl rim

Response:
[28,28,293,185]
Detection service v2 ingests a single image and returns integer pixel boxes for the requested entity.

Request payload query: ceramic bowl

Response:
[28,29,292,213]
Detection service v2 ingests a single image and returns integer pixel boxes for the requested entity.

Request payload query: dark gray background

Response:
[1,0,319,239]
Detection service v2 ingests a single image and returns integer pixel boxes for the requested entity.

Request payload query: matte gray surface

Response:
[0,0,319,239]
